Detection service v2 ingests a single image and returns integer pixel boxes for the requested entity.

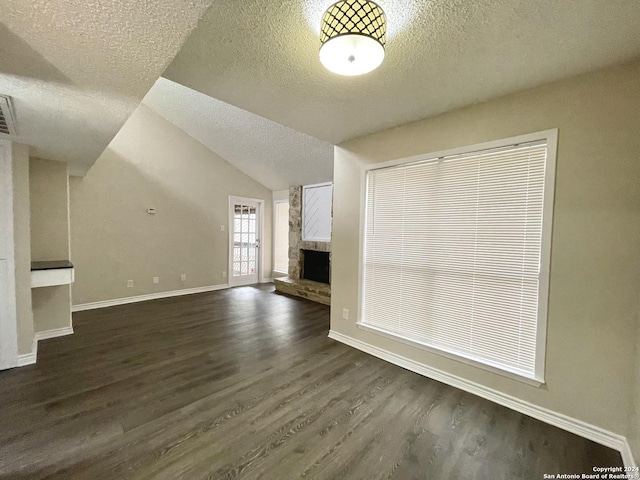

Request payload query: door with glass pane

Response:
[229,197,261,286]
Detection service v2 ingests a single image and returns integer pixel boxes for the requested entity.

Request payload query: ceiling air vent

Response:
[0,95,17,136]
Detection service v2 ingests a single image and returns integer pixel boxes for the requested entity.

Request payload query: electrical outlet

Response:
[127,280,134,288]
[222,271,227,278]
[342,308,349,320]
[153,276,160,284]
[180,274,187,282]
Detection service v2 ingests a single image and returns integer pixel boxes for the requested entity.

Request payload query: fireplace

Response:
[273,186,331,305]
[301,250,330,284]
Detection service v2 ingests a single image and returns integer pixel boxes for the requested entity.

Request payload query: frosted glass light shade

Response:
[319,0,386,76]
[319,34,385,76]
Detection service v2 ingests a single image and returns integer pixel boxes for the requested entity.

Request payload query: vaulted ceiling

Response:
[2,0,640,183]
[143,78,333,191]
[0,0,213,175]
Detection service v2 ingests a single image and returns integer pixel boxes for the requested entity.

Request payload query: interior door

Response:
[0,141,18,370]
[229,198,261,286]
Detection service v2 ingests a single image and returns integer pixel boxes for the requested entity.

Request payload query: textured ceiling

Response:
[165,0,640,145]
[143,78,333,191]
[0,0,212,175]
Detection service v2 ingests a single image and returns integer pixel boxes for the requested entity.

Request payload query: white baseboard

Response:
[16,350,37,367]
[260,277,274,284]
[72,284,230,312]
[620,440,638,468]
[15,326,75,368]
[35,326,74,341]
[16,337,38,367]
[328,330,636,469]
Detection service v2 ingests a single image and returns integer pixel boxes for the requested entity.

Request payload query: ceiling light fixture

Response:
[319,0,387,76]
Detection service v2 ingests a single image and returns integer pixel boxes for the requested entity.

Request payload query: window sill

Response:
[356,322,544,388]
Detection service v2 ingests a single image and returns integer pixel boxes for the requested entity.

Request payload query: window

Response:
[274,200,290,274]
[360,131,556,383]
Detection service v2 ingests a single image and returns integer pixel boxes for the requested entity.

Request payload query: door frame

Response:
[0,140,18,370]
[228,196,265,287]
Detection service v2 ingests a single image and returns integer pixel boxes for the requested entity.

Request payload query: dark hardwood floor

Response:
[0,285,622,479]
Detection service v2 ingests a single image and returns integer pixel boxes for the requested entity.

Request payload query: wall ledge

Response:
[328,329,636,469]
[72,284,230,312]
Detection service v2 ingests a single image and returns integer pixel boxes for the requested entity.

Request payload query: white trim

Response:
[35,326,74,341]
[536,129,558,379]
[16,337,38,367]
[229,196,264,287]
[17,350,36,367]
[357,322,542,387]
[260,277,274,284]
[620,440,638,469]
[365,130,559,171]
[358,129,558,384]
[14,326,74,368]
[31,267,74,288]
[302,182,333,242]
[0,140,18,370]
[71,284,230,312]
[328,330,635,467]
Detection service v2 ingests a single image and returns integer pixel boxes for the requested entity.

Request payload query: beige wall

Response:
[30,157,72,333]
[30,158,70,260]
[331,59,640,446]
[272,190,289,202]
[32,287,72,333]
[70,104,273,306]
[12,143,34,355]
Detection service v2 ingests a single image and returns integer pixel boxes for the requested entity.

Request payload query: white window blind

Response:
[362,141,550,380]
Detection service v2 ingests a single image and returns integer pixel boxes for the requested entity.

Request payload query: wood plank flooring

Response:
[0,285,622,479]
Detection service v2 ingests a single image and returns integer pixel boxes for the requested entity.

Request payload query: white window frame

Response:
[273,198,290,275]
[357,129,558,386]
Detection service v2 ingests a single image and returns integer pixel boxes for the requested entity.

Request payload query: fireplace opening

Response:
[301,250,330,284]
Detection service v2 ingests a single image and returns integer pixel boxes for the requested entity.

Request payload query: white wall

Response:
[70,104,273,306]
[11,143,34,355]
[331,59,640,453]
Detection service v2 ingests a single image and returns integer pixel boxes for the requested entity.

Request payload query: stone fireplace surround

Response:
[273,186,331,305]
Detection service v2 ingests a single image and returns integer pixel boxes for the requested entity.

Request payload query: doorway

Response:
[229,196,263,286]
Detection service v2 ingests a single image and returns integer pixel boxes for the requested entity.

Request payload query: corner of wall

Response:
[11,143,35,355]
